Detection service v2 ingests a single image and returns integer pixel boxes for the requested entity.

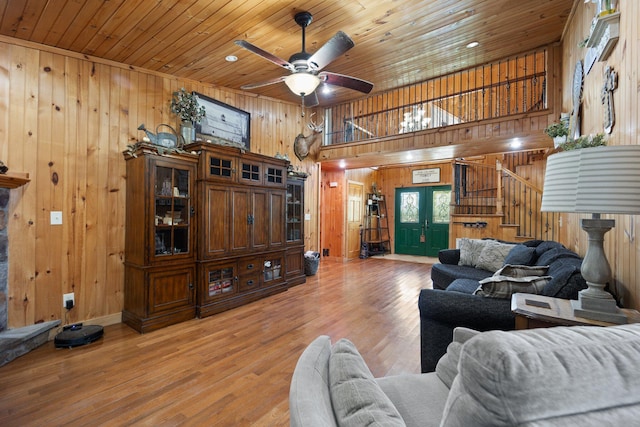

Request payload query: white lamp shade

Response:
[284,73,321,96]
[541,145,640,214]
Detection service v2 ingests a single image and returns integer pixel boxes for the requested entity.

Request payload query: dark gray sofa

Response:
[419,240,588,372]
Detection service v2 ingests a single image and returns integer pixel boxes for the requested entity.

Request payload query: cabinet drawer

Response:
[238,258,260,275]
[238,273,261,292]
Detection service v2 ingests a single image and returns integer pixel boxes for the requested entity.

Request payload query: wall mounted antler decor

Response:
[293,114,323,161]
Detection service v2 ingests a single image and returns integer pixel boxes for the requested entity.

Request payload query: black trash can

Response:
[304,251,320,276]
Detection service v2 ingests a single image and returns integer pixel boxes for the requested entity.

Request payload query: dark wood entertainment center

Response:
[122,142,306,332]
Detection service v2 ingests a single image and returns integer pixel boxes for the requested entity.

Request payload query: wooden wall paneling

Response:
[72,59,91,324]
[34,51,54,322]
[106,67,127,316]
[62,56,80,324]
[0,43,8,161]
[7,44,37,327]
[91,61,109,317]
[559,0,639,310]
[1,37,314,328]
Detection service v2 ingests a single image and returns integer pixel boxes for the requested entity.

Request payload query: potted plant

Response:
[170,88,206,145]
[557,133,606,151]
[544,121,569,148]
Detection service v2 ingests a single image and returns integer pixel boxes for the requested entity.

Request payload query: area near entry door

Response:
[394,186,451,256]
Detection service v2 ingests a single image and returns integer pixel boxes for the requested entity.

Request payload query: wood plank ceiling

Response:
[0,0,575,108]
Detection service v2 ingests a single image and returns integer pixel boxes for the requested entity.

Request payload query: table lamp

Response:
[541,145,640,324]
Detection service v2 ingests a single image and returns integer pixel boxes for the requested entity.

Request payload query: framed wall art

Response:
[194,93,250,150]
[412,168,440,184]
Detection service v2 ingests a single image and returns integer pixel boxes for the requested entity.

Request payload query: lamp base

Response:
[571,290,627,324]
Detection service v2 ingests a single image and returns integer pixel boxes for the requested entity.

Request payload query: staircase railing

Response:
[453,160,498,215]
[498,161,558,241]
[453,159,559,241]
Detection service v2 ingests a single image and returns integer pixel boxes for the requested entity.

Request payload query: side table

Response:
[511,293,640,330]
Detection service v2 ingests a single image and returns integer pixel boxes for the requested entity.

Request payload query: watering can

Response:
[137,123,184,149]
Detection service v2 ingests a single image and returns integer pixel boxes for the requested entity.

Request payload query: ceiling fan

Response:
[235,11,373,107]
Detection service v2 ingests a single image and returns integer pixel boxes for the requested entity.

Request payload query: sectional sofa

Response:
[420,239,588,372]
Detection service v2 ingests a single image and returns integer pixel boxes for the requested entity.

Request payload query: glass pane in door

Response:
[432,190,451,224]
[400,191,419,223]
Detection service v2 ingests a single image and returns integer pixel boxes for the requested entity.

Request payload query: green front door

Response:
[395,186,451,256]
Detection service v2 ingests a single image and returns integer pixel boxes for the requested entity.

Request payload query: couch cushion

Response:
[541,257,587,298]
[289,335,338,427]
[474,275,551,299]
[458,238,491,267]
[431,264,493,290]
[534,240,566,258]
[438,248,460,265]
[441,324,640,427]
[445,278,482,294]
[503,244,537,266]
[494,264,549,278]
[475,241,516,272]
[329,339,405,426]
[435,327,479,388]
[376,374,448,427]
[536,246,581,267]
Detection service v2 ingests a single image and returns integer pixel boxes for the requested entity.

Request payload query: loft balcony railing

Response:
[324,49,548,145]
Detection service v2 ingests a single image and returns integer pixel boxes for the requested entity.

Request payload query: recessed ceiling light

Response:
[466,41,479,48]
[225,55,238,62]
[339,160,347,169]
[510,138,522,149]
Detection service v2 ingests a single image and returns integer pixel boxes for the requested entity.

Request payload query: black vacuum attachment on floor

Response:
[54,323,104,348]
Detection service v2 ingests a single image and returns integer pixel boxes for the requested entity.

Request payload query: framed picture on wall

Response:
[412,168,440,184]
[194,93,250,150]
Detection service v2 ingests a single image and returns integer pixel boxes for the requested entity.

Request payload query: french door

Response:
[394,186,451,256]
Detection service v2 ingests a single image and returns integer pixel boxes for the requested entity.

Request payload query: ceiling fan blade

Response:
[320,71,374,94]
[307,31,354,71]
[235,40,295,72]
[240,76,286,90]
[303,92,319,108]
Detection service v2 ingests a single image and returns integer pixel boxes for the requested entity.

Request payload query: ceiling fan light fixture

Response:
[284,73,321,96]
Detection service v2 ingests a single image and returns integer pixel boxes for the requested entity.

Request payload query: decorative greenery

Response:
[578,36,590,48]
[544,121,569,138]
[170,88,206,123]
[557,133,607,151]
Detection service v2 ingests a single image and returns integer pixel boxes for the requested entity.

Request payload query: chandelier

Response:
[400,106,431,133]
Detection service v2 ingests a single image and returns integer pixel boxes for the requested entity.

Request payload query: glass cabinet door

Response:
[287,181,303,242]
[263,256,282,283]
[204,264,236,302]
[154,163,192,259]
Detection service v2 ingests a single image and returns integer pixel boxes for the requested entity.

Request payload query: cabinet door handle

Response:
[247,263,254,270]
[247,214,254,225]
[188,283,194,290]
[247,280,254,286]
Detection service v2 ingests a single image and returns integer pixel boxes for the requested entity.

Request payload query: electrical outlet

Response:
[63,292,75,309]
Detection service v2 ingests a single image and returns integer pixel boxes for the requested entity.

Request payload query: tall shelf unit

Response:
[285,175,307,286]
[362,193,391,256]
[122,144,199,333]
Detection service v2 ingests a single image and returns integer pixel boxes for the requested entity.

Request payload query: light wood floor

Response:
[0,258,433,426]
